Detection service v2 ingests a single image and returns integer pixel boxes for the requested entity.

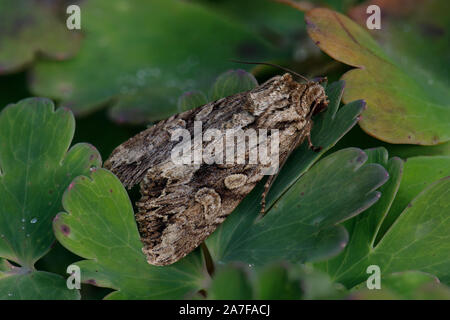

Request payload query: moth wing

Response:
[104,110,196,188]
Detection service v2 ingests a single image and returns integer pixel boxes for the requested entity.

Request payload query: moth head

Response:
[279,73,328,118]
[302,82,329,117]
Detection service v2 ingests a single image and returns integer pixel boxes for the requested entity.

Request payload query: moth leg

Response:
[305,100,324,152]
[260,120,322,214]
[307,131,322,152]
[260,175,276,214]
[259,126,308,215]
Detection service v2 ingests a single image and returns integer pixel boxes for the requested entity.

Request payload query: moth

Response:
[105,72,328,266]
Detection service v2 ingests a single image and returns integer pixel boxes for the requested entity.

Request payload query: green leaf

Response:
[194,0,307,43]
[207,147,388,266]
[385,141,450,159]
[253,264,303,300]
[0,268,79,300]
[317,147,403,286]
[0,97,100,299]
[209,69,258,101]
[377,155,450,243]
[207,264,253,300]
[177,69,259,113]
[326,124,450,163]
[371,177,450,283]
[31,0,277,123]
[1,256,80,300]
[350,271,450,300]
[297,264,345,299]
[0,259,9,274]
[0,0,80,74]
[0,98,101,267]
[176,69,258,113]
[318,0,361,12]
[53,168,206,299]
[319,161,450,288]
[177,91,208,113]
[306,7,450,145]
[194,0,359,42]
[348,0,449,97]
[205,263,342,300]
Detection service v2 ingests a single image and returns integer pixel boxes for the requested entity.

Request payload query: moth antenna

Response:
[229,59,311,83]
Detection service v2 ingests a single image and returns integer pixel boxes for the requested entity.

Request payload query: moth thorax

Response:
[300,83,328,114]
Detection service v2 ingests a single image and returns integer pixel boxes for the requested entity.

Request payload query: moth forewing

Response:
[105,73,328,266]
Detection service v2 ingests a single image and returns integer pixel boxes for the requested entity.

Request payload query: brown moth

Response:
[104,73,328,266]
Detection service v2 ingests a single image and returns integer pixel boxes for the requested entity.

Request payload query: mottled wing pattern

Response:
[105,74,328,265]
